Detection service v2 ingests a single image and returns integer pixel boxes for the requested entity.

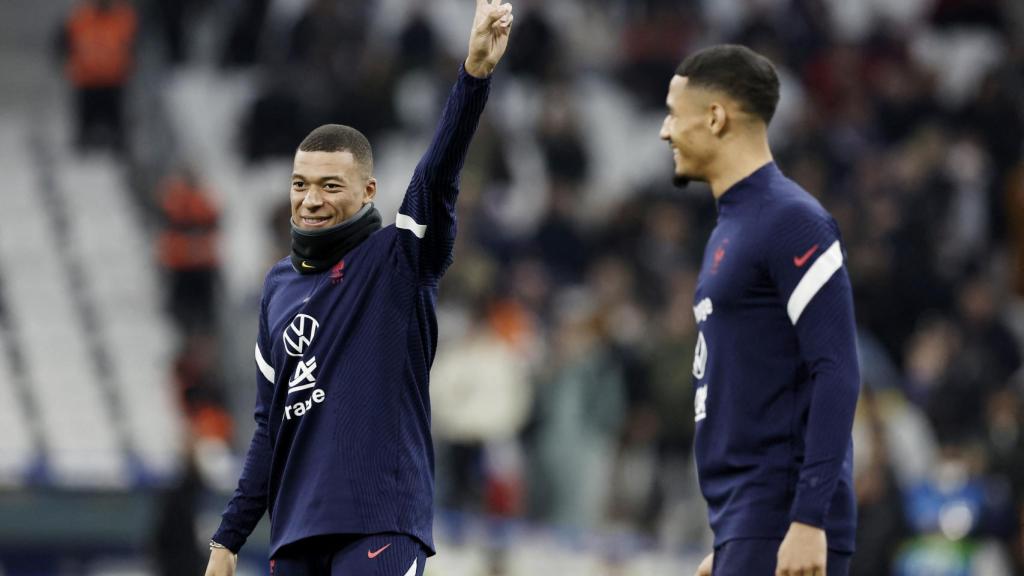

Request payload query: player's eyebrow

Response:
[292,173,347,183]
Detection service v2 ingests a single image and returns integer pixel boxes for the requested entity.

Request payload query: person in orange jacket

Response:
[157,168,221,331]
[60,0,137,152]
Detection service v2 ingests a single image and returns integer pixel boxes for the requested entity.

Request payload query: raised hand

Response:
[465,0,515,78]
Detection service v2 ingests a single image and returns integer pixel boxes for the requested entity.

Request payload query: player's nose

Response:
[659,117,671,141]
[302,187,324,208]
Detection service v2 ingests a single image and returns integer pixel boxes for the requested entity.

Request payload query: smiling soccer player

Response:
[204,2,515,575]
[660,45,861,576]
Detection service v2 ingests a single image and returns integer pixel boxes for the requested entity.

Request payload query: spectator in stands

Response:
[397,2,438,73]
[530,290,625,529]
[431,298,533,517]
[287,0,369,70]
[172,332,230,431]
[530,183,589,286]
[538,82,589,187]
[642,274,706,543]
[983,384,1024,573]
[955,271,1022,386]
[59,0,137,152]
[241,69,307,162]
[219,0,269,67]
[156,168,221,331]
[155,0,199,65]
[618,1,695,109]
[151,435,206,576]
[850,388,910,576]
[503,0,559,80]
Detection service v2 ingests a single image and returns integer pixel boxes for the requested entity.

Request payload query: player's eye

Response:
[292,181,305,189]
[324,183,341,191]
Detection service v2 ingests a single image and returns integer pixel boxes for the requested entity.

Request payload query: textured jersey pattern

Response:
[212,66,491,556]
[692,162,860,552]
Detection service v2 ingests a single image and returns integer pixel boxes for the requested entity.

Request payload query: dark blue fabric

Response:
[270,533,427,576]
[212,66,491,557]
[712,538,851,576]
[693,162,860,552]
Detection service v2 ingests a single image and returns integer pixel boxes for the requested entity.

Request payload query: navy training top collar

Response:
[716,161,779,211]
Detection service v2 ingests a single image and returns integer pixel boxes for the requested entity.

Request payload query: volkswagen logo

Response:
[283,314,319,357]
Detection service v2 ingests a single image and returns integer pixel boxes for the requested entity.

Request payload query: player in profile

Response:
[660,45,860,576]
[203,2,514,575]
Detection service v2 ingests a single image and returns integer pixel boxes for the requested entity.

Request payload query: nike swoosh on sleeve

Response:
[787,240,843,324]
[793,244,819,267]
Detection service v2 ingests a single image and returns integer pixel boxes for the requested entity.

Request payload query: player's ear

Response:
[708,102,728,137]
[363,177,377,204]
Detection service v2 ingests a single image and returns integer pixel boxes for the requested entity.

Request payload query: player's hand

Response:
[204,547,237,576]
[776,522,827,576]
[695,552,714,576]
[465,0,514,78]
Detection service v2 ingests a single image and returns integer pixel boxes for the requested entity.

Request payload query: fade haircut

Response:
[298,124,374,176]
[676,45,780,126]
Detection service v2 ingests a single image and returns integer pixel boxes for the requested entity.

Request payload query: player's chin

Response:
[672,165,692,188]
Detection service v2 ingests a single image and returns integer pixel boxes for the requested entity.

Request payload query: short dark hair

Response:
[298,124,374,175]
[676,45,780,126]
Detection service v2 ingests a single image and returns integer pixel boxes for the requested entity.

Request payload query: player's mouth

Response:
[300,216,332,228]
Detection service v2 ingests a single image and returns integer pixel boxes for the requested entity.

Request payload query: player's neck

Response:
[708,138,774,199]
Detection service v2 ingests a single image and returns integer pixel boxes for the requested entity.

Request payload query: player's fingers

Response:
[494,13,514,29]
[483,2,512,25]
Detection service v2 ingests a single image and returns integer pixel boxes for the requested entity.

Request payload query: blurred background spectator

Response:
[57,0,137,153]
[1,0,1023,574]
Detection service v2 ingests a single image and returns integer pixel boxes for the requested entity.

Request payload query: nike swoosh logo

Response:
[301,261,315,270]
[367,543,391,559]
[793,244,820,268]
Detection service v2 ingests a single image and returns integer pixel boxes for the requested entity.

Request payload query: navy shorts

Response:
[712,538,851,576]
[270,533,427,576]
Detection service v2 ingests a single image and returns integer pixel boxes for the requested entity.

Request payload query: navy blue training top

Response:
[212,67,491,556]
[692,162,860,552]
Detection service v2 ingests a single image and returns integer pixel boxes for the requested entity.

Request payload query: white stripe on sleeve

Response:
[255,343,275,383]
[396,214,427,239]
[403,558,418,576]
[787,240,843,325]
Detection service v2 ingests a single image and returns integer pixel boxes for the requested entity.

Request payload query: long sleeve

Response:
[211,295,275,553]
[394,65,491,282]
[765,204,861,529]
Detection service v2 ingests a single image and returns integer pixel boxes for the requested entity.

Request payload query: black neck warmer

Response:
[290,203,382,274]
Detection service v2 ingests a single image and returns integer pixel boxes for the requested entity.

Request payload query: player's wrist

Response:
[209,540,236,554]
[788,520,825,533]
[464,58,495,79]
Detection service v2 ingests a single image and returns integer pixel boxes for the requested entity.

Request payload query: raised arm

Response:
[394,0,514,282]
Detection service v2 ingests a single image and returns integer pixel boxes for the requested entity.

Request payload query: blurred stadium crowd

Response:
[9,0,1024,574]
